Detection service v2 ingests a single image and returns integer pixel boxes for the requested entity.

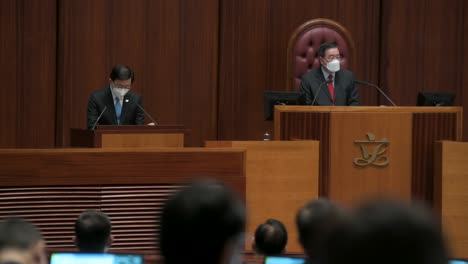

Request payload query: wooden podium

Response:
[70,125,187,148]
[274,106,463,206]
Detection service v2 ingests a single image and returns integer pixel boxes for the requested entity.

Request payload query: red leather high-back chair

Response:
[287,18,355,91]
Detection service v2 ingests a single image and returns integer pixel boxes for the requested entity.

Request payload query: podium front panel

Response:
[101,133,184,148]
[329,112,412,205]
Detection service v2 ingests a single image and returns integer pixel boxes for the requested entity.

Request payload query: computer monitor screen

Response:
[449,259,468,264]
[264,256,306,264]
[50,253,143,264]
[264,91,306,120]
[417,92,454,106]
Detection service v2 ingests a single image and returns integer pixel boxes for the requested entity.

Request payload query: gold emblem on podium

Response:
[354,133,389,167]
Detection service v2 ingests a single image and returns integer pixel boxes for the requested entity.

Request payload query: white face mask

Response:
[112,87,130,98]
[326,59,340,73]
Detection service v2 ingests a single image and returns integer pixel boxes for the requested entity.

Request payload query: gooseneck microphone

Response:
[311,80,333,106]
[354,80,397,106]
[91,106,107,130]
[136,103,159,126]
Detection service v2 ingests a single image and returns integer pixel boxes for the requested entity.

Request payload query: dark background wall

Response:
[1,0,467,148]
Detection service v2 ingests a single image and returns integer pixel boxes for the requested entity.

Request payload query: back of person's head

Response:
[74,210,112,253]
[253,219,288,255]
[296,199,344,259]
[160,181,246,264]
[0,218,46,264]
[319,199,448,264]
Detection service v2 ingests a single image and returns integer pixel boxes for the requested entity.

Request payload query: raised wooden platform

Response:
[0,148,245,251]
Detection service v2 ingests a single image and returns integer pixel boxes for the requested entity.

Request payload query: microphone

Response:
[311,80,333,106]
[91,106,107,130]
[354,80,397,106]
[136,103,159,125]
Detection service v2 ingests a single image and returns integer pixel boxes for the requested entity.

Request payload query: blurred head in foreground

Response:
[0,218,46,264]
[319,199,448,264]
[160,181,246,264]
[296,198,345,261]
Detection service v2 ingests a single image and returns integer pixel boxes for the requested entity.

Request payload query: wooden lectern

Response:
[274,106,462,206]
[70,125,187,148]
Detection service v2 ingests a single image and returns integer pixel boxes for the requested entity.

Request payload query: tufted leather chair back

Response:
[287,18,355,91]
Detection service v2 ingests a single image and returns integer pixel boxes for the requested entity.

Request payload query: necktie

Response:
[328,74,335,104]
[115,96,122,125]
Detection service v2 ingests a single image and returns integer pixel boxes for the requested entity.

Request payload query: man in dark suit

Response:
[300,42,359,106]
[87,64,145,129]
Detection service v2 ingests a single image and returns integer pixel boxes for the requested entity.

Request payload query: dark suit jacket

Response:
[87,87,145,129]
[300,67,359,106]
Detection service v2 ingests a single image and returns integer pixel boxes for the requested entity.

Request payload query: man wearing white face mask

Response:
[87,64,145,129]
[300,42,359,106]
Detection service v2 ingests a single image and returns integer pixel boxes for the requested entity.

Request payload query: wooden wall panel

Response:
[412,113,460,203]
[57,0,218,147]
[0,0,56,148]
[463,1,468,141]
[218,0,270,141]
[56,0,108,148]
[1,0,468,146]
[218,0,381,142]
[380,0,465,106]
[179,0,220,146]
[0,0,18,148]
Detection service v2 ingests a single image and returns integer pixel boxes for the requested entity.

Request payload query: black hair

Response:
[160,181,246,264]
[75,210,111,252]
[109,64,135,83]
[0,218,43,250]
[296,199,343,259]
[317,42,338,58]
[319,199,448,264]
[254,218,288,255]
